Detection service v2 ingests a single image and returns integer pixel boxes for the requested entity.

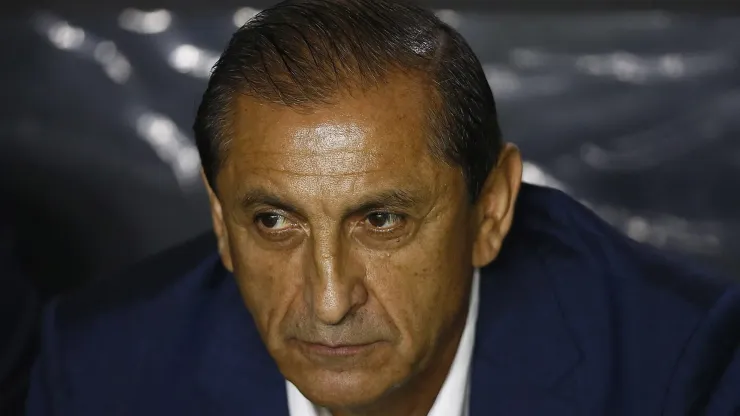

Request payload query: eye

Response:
[365,212,404,230]
[255,213,291,231]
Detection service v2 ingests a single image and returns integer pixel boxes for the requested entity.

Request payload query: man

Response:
[26,0,740,415]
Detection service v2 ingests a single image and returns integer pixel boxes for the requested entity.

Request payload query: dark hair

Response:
[194,0,502,201]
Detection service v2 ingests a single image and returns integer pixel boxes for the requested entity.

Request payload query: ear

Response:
[202,170,234,272]
[471,143,523,268]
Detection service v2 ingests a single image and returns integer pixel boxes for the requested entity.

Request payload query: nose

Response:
[306,227,368,325]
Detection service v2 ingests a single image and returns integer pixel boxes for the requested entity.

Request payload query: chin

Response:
[295,368,392,409]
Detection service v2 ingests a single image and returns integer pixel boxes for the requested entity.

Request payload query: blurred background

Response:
[2,4,739,296]
[1,2,739,413]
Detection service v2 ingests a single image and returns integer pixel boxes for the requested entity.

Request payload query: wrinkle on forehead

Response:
[292,123,368,153]
[222,78,442,196]
[246,166,388,178]
[233,77,429,149]
[245,121,395,176]
[239,116,423,178]
[246,148,403,177]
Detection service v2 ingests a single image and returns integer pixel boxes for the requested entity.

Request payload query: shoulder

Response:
[509,184,738,314]
[497,184,740,412]
[36,232,226,385]
[53,232,221,330]
[28,232,282,414]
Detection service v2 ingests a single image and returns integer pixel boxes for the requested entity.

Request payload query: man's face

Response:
[210,78,482,408]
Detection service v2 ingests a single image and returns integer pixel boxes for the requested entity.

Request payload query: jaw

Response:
[282,344,406,408]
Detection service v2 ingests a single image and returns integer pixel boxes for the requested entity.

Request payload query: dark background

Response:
[2,3,739,297]
[1,3,739,413]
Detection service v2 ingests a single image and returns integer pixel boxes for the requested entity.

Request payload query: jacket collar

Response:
[197,257,289,415]
[469,184,584,414]
[469,235,581,414]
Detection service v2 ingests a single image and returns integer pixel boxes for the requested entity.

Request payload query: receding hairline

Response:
[214,67,450,172]
[195,0,501,201]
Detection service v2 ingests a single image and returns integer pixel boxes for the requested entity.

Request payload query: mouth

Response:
[294,340,383,358]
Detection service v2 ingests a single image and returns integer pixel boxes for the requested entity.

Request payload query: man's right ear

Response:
[201,170,234,272]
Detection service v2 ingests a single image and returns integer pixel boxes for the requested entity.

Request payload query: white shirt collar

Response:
[287,269,481,416]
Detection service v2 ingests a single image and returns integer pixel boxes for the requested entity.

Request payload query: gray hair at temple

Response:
[193,0,502,201]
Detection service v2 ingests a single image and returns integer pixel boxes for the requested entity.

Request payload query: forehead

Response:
[233,77,431,155]
[219,77,458,203]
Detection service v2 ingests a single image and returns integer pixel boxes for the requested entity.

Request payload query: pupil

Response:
[369,213,388,227]
[262,215,279,228]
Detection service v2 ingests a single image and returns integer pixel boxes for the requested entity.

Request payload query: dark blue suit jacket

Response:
[26,185,740,415]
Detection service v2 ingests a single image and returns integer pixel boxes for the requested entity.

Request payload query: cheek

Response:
[364,215,473,353]
[229,233,304,343]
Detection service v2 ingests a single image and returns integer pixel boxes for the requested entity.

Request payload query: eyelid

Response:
[364,212,406,231]
[253,208,292,220]
[364,208,407,216]
[254,211,297,230]
[254,209,407,228]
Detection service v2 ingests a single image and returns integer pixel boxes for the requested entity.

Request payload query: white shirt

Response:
[287,269,481,416]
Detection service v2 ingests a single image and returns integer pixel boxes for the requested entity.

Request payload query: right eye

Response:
[255,213,292,231]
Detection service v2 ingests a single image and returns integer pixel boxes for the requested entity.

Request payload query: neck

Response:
[330,306,469,416]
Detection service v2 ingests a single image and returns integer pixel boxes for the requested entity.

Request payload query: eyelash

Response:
[253,211,406,233]
[364,212,406,232]
[254,212,293,231]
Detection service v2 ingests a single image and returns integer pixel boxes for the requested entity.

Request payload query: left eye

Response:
[365,212,403,229]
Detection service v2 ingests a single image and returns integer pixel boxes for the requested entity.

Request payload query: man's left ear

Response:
[471,143,523,268]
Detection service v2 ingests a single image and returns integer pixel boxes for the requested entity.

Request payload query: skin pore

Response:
[205,73,523,416]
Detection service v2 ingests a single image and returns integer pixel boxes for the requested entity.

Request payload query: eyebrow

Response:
[239,189,301,214]
[237,188,424,219]
[342,189,420,218]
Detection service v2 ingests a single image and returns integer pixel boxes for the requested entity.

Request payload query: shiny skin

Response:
[205,75,522,416]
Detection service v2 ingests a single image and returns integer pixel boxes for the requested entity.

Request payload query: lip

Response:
[295,340,381,358]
